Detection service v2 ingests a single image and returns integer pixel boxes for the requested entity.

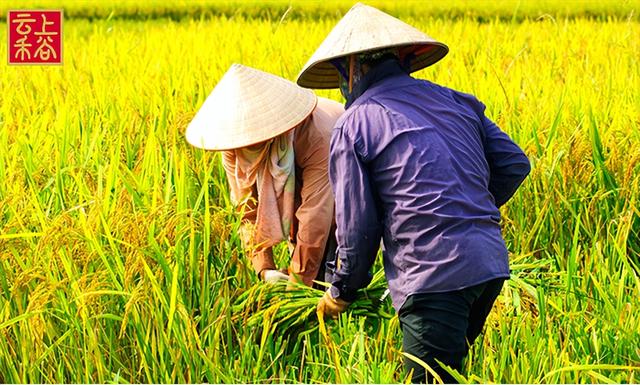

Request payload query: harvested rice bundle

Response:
[232,269,393,334]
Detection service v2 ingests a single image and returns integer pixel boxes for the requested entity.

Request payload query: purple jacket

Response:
[327,73,531,311]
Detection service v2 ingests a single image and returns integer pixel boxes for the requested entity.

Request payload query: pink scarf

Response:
[222,132,296,249]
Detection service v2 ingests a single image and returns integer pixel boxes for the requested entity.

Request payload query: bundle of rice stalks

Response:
[231,270,393,336]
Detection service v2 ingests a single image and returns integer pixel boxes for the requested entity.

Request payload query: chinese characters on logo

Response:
[8,10,63,65]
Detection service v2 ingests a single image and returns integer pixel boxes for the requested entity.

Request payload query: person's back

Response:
[333,69,529,310]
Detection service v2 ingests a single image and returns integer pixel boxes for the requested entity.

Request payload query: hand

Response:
[261,269,289,283]
[317,290,350,319]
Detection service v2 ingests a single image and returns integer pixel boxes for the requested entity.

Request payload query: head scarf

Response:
[222,131,296,249]
[331,48,412,108]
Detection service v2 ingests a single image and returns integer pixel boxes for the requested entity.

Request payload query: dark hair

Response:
[359,51,400,67]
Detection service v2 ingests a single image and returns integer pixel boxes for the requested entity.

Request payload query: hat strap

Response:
[348,55,355,92]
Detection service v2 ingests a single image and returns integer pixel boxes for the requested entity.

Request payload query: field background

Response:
[1,0,639,383]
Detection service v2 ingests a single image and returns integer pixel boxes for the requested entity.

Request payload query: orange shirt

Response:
[238,97,344,285]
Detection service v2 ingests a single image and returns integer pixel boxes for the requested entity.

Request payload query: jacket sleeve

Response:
[327,126,382,302]
[290,121,335,286]
[477,101,531,207]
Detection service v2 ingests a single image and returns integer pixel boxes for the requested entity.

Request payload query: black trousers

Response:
[398,278,506,384]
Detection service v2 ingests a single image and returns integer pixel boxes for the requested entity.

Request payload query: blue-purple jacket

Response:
[327,72,531,311]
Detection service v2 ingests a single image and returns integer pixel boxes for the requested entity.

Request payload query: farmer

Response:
[297,4,531,383]
[186,64,343,286]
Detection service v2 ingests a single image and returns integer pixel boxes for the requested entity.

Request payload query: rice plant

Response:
[0,1,639,383]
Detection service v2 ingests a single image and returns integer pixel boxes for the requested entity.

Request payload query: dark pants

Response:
[398,278,505,384]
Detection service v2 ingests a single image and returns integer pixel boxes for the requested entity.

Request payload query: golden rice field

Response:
[1,0,639,383]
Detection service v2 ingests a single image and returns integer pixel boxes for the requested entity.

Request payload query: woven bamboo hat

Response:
[186,64,317,151]
[296,3,449,89]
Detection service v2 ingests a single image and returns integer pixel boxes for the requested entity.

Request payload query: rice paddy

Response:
[0,0,639,383]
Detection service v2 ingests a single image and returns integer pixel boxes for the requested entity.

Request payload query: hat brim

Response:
[297,42,449,89]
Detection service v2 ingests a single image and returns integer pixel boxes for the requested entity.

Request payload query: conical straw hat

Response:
[186,64,317,151]
[296,3,449,89]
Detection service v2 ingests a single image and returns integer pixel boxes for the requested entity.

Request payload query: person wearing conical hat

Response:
[299,3,530,383]
[186,64,344,286]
